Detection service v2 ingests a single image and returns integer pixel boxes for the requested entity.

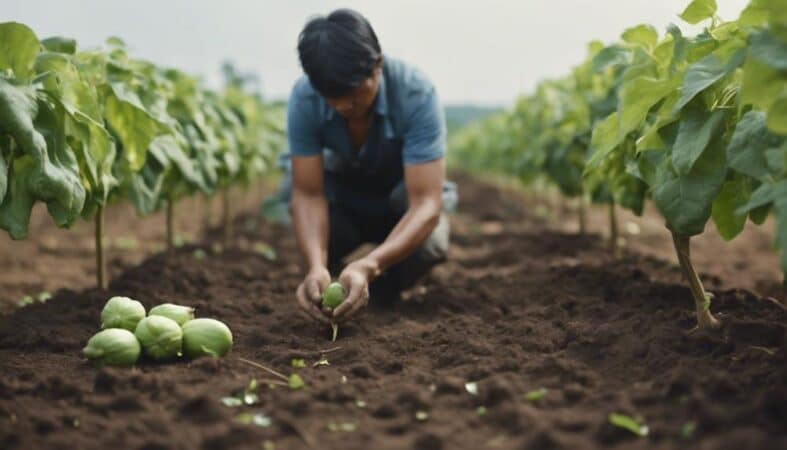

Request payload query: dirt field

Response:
[0,173,785,450]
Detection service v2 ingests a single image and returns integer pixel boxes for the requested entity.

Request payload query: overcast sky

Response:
[3,0,750,106]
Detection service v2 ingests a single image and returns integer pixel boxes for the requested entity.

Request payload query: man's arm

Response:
[291,155,331,323]
[333,158,444,320]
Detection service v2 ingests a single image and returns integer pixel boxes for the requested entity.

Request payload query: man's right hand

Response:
[296,266,332,323]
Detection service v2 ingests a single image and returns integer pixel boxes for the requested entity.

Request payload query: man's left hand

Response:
[332,259,377,323]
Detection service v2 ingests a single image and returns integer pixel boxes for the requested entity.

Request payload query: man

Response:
[284,9,457,325]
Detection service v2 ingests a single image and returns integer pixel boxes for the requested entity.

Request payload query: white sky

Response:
[2,0,750,106]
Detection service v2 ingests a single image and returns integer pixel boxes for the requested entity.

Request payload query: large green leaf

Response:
[40,37,76,54]
[672,106,727,175]
[618,77,676,138]
[736,180,786,215]
[673,49,745,113]
[591,46,631,73]
[35,52,102,124]
[727,110,785,181]
[588,112,621,167]
[749,29,787,71]
[105,83,161,171]
[0,95,85,238]
[740,55,785,113]
[653,136,728,236]
[767,94,787,135]
[0,22,40,80]
[711,176,752,241]
[622,24,658,50]
[679,0,717,24]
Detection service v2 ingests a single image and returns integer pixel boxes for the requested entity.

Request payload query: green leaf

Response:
[679,0,717,25]
[653,135,728,236]
[619,77,676,138]
[0,22,40,80]
[767,94,787,135]
[749,29,787,71]
[609,413,649,437]
[673,48,745,114]
[622,25,658,50]
[291,358,306,368]
[735,180,787,215]
[525,388,548,402]
[727,111,785,181]
[740,55,785,113]
[288,373,305,390]
[711,177,751,240]
[591,46,631,73]
[588,112,622,167]
[739,0,770,26]
[105,83,162,171]
[40,37,76,54]
[672,107,727,175]
[0,81,85,237]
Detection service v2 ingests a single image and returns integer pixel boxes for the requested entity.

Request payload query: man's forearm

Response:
[361,199,441,277]
[291,192,329,270]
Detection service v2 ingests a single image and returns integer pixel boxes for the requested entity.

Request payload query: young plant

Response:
[321,282,345,342]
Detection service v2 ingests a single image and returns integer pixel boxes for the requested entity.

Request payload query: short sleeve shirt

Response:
[286,57,448,216]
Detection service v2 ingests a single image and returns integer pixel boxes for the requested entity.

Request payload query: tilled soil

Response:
[0,174,785,450]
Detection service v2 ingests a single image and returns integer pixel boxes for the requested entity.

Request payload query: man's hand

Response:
[296,266,331,323]
[332,259,377,323]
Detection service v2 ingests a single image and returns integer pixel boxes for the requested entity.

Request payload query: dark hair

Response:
[297,9,382,97]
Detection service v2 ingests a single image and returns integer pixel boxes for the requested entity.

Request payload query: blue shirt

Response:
[286,57,450,217]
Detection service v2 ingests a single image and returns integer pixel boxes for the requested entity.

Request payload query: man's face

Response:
[325,63,382,120]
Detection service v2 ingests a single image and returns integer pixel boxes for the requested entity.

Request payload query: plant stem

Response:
[331,323,339,342]
[609,201,619,258]
[237,357,289,381]
[222,188,233,244]
[95,205,106,290]
[166,199,175,252]
[578,196,587,234]
[669,229,721,330]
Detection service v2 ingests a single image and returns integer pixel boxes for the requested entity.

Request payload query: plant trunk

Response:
[166,199,175,251]
[222,188,233,244]
[669,229,721,330]
[609,201,619,258]
[95,206,107,290]
[578,196,587,234]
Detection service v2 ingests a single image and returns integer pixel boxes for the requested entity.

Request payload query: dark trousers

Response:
[327,203,450,296]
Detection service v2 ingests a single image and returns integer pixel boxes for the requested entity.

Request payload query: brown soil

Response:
[0,173,785,450]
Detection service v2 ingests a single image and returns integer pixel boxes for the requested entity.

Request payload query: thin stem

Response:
[669,229,721,330]
[95,205,107,290]
[237,357,288,381]
[578,196,587,234]
[609,201,619,258]
[166,199,175,252]
[318,346,342,355]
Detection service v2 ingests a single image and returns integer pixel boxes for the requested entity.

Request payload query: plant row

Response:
[450,0,787,329]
